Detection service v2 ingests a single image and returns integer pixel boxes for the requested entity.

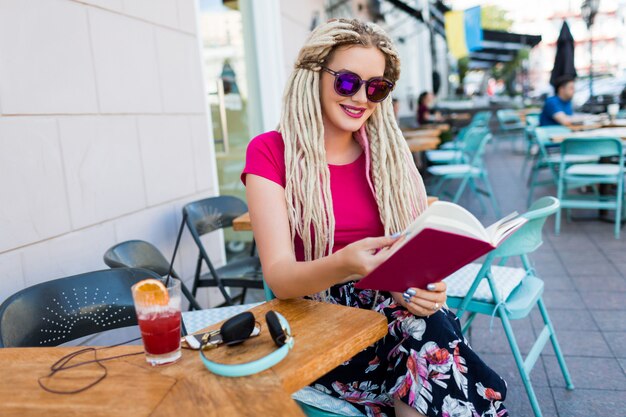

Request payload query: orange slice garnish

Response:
[133,279,169,306]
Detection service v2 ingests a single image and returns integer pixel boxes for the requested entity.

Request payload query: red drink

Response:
[132,279,182,366]
[137,310,181,355]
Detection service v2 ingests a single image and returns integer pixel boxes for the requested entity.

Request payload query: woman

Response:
[241,18,508,417]
[417,91,443,126]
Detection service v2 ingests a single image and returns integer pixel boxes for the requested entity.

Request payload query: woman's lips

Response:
[340,104,366,118]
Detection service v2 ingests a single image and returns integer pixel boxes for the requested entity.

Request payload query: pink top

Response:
[241,130,384,261]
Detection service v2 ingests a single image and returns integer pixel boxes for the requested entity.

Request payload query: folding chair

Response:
[427,127,501,217]
[0,268,160,347]
[526,126,599,207]
[181,196,264,306]
[555,137,624,238]
[445,197,574,417]
[104,240,203,310]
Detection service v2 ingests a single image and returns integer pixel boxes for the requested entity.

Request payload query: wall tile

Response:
[177,0,197,34]
[155,28,205,113]
[80,0,124,12]
[0,118,71,252]
[137,116,197,205]
[122,0,178,28]
[89,7,162,113]
[0,0,98,114]
[189,115,216,192]
[112,203,179,267]
[21,222,117,287]
[0,251,24,304]
[58,116,146,228]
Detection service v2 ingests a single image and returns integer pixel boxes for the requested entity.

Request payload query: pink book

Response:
[354,202,526,293]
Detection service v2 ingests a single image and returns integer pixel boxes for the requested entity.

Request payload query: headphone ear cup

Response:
[265,310,287,347]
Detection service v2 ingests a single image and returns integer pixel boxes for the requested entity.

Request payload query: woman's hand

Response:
[391,281,447,317]
[336,235,405,283]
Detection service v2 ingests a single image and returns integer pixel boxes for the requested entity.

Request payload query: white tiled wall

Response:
[0,0,226,307]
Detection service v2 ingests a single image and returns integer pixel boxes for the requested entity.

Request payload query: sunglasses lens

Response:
[367,79,392,102]
[335,73,362,96]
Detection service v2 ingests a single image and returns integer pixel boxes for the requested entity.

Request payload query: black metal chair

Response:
[0,268,160,348]
[103,240,203,311]
[181,195,263,306]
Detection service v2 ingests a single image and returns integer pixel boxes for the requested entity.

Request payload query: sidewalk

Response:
[455,137,626,416]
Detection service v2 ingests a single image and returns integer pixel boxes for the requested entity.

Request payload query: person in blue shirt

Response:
[540,75,575,126]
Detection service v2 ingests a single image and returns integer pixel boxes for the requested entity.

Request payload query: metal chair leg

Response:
[501,313,544,417]
[537,298,574,390]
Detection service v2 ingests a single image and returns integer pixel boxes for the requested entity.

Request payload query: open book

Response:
[354,201,527,293]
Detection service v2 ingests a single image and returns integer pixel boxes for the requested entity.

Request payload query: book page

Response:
[404,201,489,242]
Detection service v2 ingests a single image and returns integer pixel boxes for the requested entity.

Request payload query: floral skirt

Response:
[310,282,509,417]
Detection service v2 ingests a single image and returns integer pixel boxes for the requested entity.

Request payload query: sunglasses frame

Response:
[320,66,394,103]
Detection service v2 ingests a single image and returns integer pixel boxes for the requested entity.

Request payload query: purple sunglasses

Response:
[321,66,394,103]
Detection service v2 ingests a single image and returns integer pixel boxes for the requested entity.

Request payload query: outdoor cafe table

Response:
[233,196,440,231]
[0,298,387,417]
[550,127,626,143]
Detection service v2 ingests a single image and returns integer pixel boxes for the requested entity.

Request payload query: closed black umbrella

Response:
[550,21,577,88]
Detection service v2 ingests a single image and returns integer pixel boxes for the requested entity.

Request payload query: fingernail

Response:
[427,283,436,291]
[390,232,401,238]
[406,288,416,296]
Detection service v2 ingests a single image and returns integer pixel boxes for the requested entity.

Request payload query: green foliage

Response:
[481,5,512,31]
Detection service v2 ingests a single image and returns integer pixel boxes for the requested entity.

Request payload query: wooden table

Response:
[402,128,443,138]
[550,127,626,143]
[0,299,387,417]
[234,197,439,232]
[406,136,441,152]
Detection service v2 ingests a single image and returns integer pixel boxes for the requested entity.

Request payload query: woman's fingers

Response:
[407,296,443,313]
[405,287,445,303]
[363,235,401,250]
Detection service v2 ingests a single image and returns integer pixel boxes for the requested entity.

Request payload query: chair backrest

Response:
[470,111,491,127]
[183,195,248,237]
[533,126,571,156]
[0,268,161,347]
[489,196,560,260]
[560,136,624,159]
[103,240,177,278]
[496,109,523,127]
[461,128,491,167]
[525,113,540,128]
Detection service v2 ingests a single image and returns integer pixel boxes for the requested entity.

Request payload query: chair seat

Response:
[545,154,599,164]
[500,123,525,131]
[428,164,480,176]
[426,150,463,163]
[565,163,621,176]
[294,387,365,416]
[440,142,460,150]
[444,263,526,303]
[447,275,544,321]
[197,256,264,290]
[216,256,262,279]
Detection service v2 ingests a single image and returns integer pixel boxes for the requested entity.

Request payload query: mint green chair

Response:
[526,126,599,207]
[496,109,525,150]
[555,137,624,239]
[263,283,365,417]
[445,196,574,417]
[520,113,540,176]
[427,127,501,217]
[439,111,491,152]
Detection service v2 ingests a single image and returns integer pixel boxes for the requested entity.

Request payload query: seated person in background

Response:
[417,91,443,125]
[539,75,575,126]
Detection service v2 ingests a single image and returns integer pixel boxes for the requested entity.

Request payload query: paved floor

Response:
[437,135,626,417]
[234,133,626,416]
